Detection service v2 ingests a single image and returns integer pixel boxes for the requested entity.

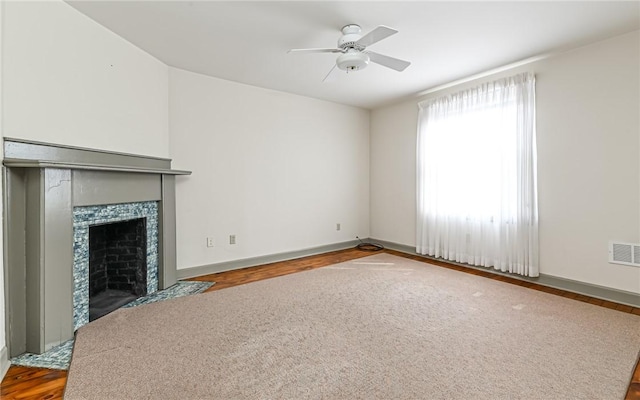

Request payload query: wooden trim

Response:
[2,159,191,175]
[0,347,9,382]
[3,137,171,162]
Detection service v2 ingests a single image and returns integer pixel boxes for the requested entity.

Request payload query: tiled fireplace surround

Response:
[74,201,159,329]
[3,138,190,357]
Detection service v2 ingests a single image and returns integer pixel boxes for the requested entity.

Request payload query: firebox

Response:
[88,218,148,321]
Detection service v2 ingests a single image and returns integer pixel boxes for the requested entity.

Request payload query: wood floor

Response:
[1,248,638,399]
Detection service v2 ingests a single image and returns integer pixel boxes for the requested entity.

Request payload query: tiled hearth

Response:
[10,281,213,370]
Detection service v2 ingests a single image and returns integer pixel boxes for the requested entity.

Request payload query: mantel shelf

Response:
[3,158,192,175]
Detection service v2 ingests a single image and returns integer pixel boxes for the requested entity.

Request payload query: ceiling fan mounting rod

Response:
[338,24,365,50]
[341,24,362,34]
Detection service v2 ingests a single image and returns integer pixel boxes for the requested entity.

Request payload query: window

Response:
[416,72,538,276]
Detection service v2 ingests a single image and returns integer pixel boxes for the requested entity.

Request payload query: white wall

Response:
[2,0,169,158]
[169,68,370,270]
[371,30,640,293]
[370,101,417,247]
[0,0,170,378]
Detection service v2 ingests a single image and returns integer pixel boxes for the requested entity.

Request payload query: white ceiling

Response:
[66,1,639,110]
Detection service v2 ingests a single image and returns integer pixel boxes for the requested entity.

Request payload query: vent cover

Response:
[609,241,640,267]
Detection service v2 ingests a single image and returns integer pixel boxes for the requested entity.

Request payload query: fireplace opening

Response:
[88,217,147,321]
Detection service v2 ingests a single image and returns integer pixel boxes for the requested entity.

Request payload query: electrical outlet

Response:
[206,237,214,247]
[230,234,236,245]
[336,223,341,231]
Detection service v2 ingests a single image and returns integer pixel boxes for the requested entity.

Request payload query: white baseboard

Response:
[0,346,9,381]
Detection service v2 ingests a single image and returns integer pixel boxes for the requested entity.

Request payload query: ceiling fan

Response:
[288,24,411,82]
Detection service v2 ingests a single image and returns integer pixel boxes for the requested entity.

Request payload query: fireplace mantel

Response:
[2,159,190,175]
[3,138,191,356]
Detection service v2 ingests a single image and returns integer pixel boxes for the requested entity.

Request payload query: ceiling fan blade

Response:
[288,48,342,54]
[322,64,340,82]
[356,25,398,47]
[367,51,411,72]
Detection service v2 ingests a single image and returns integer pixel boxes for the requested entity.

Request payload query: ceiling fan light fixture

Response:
[336,51,370,71]
[288,23,410,79]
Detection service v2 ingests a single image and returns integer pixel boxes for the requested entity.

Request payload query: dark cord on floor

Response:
[355,236,384,251]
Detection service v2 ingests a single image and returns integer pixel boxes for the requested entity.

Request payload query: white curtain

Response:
[416,72,538,277]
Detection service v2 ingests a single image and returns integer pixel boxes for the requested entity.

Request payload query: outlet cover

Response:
[230,234,236,245]
[206,237,214,247]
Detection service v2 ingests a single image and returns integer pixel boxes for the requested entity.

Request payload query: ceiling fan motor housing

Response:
[336,25,369,71]
[338,24,365,50]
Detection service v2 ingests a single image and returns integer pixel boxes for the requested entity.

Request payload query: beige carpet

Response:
[65,253,640,399]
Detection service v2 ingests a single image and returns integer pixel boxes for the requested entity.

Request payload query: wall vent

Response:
[609,241,640,267]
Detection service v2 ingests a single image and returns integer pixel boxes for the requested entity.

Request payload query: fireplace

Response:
[73,201,159,330]
[88,218,147,321]
[3,138,190,356]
